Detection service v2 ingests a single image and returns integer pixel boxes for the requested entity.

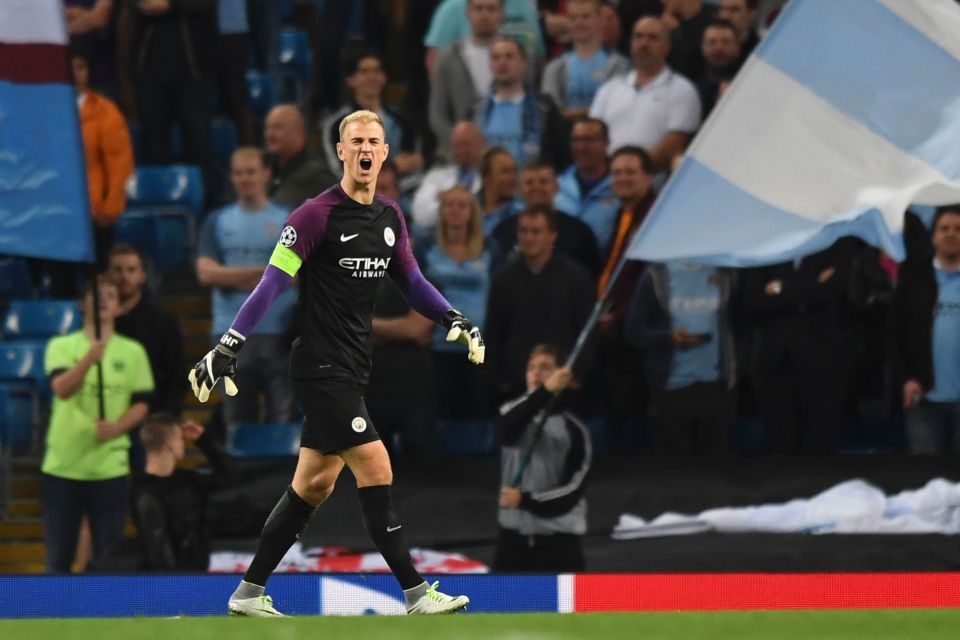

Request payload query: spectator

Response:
[376,159,415,223]
[130,413,234,570]
[623,262,736,456]
[717,0,760,64]
[895,206,960,454]
[741,238,857,455]
[42,275,153,573]
[65,1,117,97]
[124,0,216,178]
[492,162,600,275]
[421,186,501,419]
[541,0,630,122]
[72,47,134,268]
[368,279,438,455]
[214,0,254,145]
[693,20,741,118]
[265,104,337,210]
[245,0,282,73]
[661,0,714,79]
[485,205,595,402]
[473,37,571,170]
[614,0,668,53]
[598,1,623,52]
[590,16,701,175]
[429,0,503,156]
[411,122,486,237]
[478,146,523,235]
[847,241,897,432]
[196,147,297,428]
[494,344,591,572]
[108,244,185,416]
[597,146,656,302]
[322,50,424,194]
[554,118,620,251]
[424,0,545,75]
[594,146,656,446]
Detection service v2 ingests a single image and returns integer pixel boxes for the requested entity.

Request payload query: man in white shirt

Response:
[589,16,701,174]
[411,121,486,236]
[429,0,503,157]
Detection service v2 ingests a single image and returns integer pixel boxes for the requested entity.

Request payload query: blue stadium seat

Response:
[275,28,312,103]
[276,28,312,79]
[228,422,301,458]
[209,119,239,165]
[0,258,33,302]
[0,384,34,454]
[115,207,193,271]
[3,300,80,340]
[0,340,49,397]
[246,69,277,118]
[126,165,205,218]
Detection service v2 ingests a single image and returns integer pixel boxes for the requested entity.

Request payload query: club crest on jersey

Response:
[279,225,298,247]
[339,256,390,278]
[384,227,395,247]
[351,417,367,433]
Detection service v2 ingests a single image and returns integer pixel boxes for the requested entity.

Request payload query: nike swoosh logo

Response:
[386,525,402,533]
[340,233,360,242]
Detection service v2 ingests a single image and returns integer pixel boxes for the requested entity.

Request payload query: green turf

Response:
[2,609,960,640]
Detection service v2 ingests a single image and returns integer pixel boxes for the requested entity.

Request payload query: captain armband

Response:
[269,244,303,277]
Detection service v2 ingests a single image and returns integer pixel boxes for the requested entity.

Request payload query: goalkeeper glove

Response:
[188,328,244,402]
[442,309,485,365]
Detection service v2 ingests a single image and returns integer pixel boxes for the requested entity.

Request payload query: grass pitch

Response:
[2,609,959,640]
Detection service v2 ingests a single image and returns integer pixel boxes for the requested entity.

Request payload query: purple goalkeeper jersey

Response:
[279,184,440,383]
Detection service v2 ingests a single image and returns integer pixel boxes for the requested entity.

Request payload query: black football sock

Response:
[242,485,316,587]
[358,484,423,590]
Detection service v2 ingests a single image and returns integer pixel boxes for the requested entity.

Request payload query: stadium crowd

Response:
[5,0,960,574]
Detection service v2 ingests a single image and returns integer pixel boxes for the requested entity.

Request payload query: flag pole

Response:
[90,266,105,421]
[509,255,629,486]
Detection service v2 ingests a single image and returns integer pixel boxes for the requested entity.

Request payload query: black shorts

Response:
[292,378,380,454]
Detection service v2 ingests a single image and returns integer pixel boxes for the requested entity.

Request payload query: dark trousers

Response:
[905,400,960,455]
[759,369,842,454]
[492,528,585,572]
[136,76,210,166]
[215,34,254,145]
[42,474,127,573]
[648,381,733,456]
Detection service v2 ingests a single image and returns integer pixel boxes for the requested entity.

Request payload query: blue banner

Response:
[0,574,561,618]
[0,81,94,263]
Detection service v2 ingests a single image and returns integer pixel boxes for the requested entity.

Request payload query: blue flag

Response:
[626,0,960,266]
[0,0,94,263]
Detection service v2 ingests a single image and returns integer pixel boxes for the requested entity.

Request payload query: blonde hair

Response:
[338,110,386,142]
[437,185,485,260]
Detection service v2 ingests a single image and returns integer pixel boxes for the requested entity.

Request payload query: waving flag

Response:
[626,0,960,266]
[0,0,94,262]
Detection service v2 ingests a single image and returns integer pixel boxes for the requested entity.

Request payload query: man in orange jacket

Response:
[72,47,134,267]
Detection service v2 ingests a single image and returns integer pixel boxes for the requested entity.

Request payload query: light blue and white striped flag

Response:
[626,0,960,266]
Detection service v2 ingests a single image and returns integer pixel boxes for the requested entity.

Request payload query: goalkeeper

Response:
[188,110,483,617]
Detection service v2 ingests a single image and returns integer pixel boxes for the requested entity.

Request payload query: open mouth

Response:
[359,158,373,171]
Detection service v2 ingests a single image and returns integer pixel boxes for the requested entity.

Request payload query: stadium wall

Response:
[2,573,960,618]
